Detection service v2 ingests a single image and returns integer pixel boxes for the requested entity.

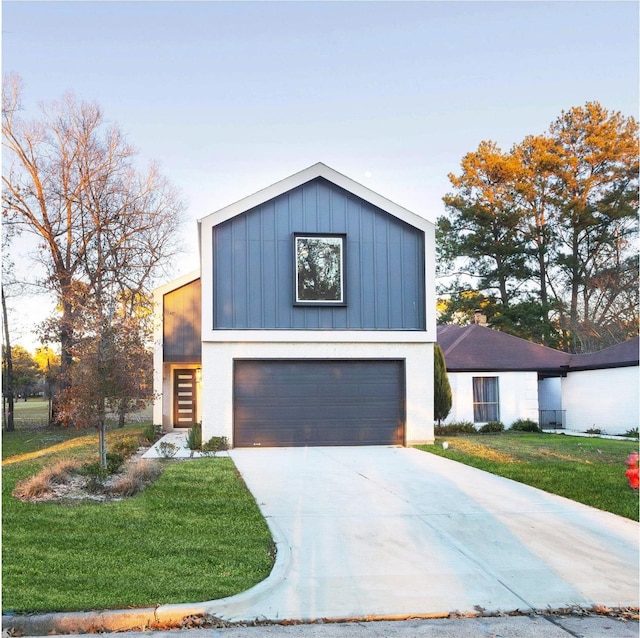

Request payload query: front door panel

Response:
[173,369,197,427]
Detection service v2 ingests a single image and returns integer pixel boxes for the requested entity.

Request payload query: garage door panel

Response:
[234,360,404,447]
[234,423,402,448]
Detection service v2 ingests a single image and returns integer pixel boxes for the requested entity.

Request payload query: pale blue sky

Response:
[2,1,639,347]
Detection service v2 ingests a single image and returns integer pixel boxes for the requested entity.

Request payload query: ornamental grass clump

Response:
[12,459,82,500]
[110,460,163,497]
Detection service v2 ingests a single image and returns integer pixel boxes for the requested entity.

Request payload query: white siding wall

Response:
[561,366,639,435]
[445,371,539,427]
[201,340,435,446]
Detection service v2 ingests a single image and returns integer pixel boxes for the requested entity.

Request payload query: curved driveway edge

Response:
[1,504,292,636]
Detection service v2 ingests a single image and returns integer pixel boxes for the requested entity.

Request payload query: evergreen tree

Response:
[434,344,452,425]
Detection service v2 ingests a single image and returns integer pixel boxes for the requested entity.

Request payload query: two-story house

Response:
[153,163,437,447]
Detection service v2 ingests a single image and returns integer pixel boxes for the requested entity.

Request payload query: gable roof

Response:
[437,324,639,374]
[197,162,433,232]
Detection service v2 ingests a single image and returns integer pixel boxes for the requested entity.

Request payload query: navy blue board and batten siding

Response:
[212,177,426,331]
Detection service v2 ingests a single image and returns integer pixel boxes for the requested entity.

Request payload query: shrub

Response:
[142,423,163,444]
[510,418,541,433]
[585,428,603,435]
[158,441,179,459]
[109,436,140,459]
[434,421,476,436]
[202,436,229,457]
[623,428,639,439]
[79,461,108,480]
[186,422,202,451]
[106,452,125,474]
[109,460,163,497]
[479,421,504,434]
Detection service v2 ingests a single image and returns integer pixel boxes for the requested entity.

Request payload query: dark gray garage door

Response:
[234,360,405,447]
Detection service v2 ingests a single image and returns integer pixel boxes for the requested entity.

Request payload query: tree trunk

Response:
[2,287,15,432]
[98,409,107,470]
[569,228,581,353]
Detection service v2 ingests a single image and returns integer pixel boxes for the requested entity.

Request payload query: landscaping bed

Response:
[2,422,274,614]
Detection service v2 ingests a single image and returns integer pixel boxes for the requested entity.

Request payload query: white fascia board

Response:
[198,162,433,233]
[201,330,434,344]
[152,269,201,299]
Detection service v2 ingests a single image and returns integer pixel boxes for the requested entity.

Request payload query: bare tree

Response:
[2,74,185,465]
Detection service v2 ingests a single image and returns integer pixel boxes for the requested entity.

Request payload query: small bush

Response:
[202,436,229,457]
[142,423,163,444]
[434,421,476,436]
[158,441,179,459]
[186,423,202,451]
[109,436,139,459]
[510,419,541,433]
[623,428,639,439]
[480,421,504,434]
[79,461,108,480]
[585,428,603,435]
[106,452,125,474]
[110,460,163,497]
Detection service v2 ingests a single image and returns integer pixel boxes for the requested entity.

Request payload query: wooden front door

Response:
[173,369,197,427]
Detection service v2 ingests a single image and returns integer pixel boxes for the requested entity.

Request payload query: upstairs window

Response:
[294,234,346,305]
[473,376,499,422]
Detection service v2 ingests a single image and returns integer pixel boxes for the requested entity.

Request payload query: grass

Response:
[2,423,274,613]
[416,432,639,521]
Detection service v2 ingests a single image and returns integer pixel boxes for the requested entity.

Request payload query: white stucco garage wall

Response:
[445,371,539,427]
[201,338,434,447]
[561,366,639,435]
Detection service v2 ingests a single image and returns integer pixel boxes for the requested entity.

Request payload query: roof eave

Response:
[198,163,433,232]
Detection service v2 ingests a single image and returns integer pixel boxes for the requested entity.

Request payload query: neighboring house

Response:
[437,322,639,435]
[561,339,639,433]
[153,163,437,447]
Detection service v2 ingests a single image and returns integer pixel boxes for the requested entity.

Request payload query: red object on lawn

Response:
[625,452,639,490]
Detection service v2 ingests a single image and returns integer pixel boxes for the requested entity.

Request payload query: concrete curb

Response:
[1,517,291,636]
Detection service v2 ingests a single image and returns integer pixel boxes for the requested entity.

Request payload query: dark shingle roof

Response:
[436,325,638,373]
[568,337,639,370]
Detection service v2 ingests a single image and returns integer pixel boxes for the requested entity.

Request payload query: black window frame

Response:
[293,233,347,306]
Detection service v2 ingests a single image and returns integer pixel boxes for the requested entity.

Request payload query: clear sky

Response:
[2,0,639,349]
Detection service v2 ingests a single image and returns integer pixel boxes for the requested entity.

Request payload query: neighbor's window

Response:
[294,234,346,304]
[472,377,499,422]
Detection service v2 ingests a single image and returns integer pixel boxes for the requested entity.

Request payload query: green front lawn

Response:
[416,432,639,521]
[2,426,274,613]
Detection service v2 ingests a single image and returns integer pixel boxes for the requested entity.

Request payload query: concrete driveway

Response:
[5,445,638,637]
[216,446,639,622]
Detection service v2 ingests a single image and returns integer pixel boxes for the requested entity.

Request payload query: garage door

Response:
[234,360,405,447]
